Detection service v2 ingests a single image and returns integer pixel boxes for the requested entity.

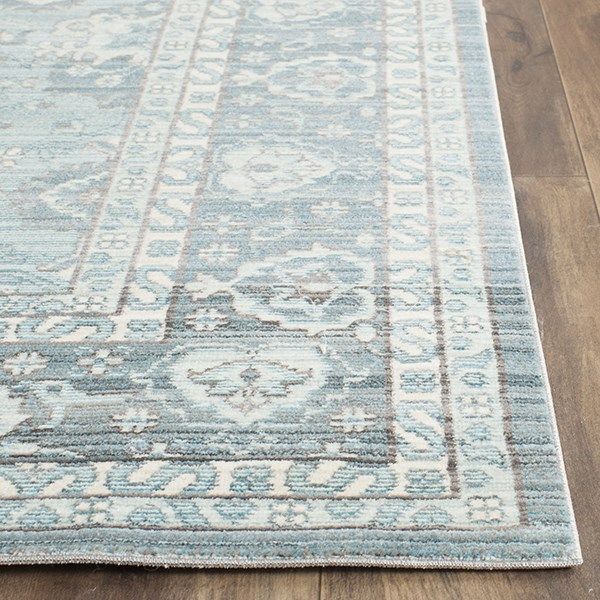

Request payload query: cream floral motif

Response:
[254,0,344,23]
[111,408,158,434]
[196,243,239,264]
[231,245,375,335]
[467,496,505,523]
[330,407,376,433]
[459,395,493,417]
[185,308,228,332]
[219,145,335,194]
[3,352,47,377]
[271,501,309,527]
[170,345,325,424]
[73,499,111,525]
[77,349,123,375]
[267,54,377,104]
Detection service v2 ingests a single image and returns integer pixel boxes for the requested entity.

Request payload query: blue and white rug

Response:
[0,0,580,568]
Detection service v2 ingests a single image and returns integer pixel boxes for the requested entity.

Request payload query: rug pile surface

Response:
[0,0,580,568]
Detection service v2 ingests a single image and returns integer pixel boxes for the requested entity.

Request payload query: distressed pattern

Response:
[0,0,580,568]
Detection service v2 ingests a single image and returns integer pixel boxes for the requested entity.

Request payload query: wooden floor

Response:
[1,0,599,597]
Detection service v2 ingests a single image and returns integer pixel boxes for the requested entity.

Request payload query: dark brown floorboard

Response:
[484,0,584,176]
[539,0,600,210]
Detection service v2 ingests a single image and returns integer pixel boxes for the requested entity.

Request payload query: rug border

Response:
[459,0,581,565]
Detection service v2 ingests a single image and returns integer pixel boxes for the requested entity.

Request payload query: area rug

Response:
[0,0,581,569]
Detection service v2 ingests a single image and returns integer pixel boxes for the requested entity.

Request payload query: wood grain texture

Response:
[1,2,599,599]
[0,566,321,600]
[539,0,600,206]
[483,0,584,176]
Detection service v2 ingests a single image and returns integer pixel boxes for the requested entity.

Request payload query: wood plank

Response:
[321,178,600,599]
[539,0,600,206]
[188,568,321,600]
[482,0,584,176]
[0,566,321,600]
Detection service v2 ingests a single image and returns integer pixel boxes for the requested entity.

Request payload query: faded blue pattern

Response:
[0,0,580,567]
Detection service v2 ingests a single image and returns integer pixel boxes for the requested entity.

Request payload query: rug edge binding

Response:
[472,0,582,563]
[0,553,584,570]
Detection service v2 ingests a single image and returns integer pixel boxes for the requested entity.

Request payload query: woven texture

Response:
[0,0,580,568]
